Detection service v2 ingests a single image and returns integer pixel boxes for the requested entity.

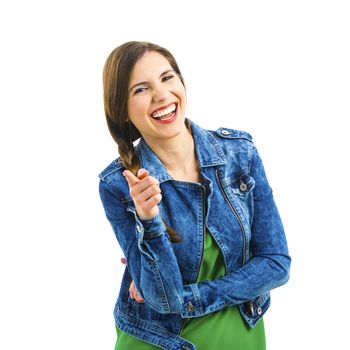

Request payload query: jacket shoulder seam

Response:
[213,127,253,142]
[98,158,124,181]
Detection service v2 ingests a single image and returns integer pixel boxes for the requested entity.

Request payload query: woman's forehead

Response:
[130,51,172,81]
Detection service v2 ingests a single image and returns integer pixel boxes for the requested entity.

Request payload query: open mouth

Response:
[150,103,177,121]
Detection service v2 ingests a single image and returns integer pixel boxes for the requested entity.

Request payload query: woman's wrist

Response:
[135,212,166,240]
[136,207,159,221]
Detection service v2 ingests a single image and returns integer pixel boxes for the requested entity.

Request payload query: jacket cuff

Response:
[134,213,167,241]
[180,284,204,318]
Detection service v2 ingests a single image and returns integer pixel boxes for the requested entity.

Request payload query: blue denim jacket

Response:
[98,120,291,350]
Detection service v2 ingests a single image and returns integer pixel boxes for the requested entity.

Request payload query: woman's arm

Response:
[99,178,184,314]
[180,254,290,318]
[179,145,291,317]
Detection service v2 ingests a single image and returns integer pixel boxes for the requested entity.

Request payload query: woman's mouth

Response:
[150,103,178,123]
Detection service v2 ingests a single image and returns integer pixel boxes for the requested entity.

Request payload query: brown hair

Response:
[103,41,188,242]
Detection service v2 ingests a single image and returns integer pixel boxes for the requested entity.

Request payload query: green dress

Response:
[115,230,266,350]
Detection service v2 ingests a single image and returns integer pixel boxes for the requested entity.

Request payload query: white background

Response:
[1,1,349,349]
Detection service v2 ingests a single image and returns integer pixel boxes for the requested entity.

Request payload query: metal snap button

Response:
[257,307,263,315]
[186,301,194,312]
[221,129,230,135]
[240,181,248,192]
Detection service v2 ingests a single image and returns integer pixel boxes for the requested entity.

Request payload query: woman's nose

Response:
[152,84,171,102]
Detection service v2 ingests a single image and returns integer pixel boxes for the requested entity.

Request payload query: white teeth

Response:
[159,113,174,120]
[151,104,176,119]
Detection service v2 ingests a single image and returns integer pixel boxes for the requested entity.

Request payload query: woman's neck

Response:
[143,128,200,181]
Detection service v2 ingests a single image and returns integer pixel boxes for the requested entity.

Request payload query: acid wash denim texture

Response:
[98,119,291,350]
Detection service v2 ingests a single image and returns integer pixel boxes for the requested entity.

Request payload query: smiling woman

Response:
[99,41,291,350]
[127,51,187,140]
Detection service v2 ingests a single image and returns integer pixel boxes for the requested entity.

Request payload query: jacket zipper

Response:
[215,169,247,266]
[215,169,254,315]
[198,184,206,279]
[179,184,206,335]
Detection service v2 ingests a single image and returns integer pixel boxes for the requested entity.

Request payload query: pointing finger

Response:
[122,169,138,185]
[123,168,150,185]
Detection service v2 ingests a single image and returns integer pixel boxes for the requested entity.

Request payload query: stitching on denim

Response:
[190,284,204,315]
[248,143,255,173]
[226,179,255,197]
[137,240,155,262]
[170,180,203,189]
[99,158,124,180]
[205,302,227,314]
[238,294,270,328]
[224,169,250,186]
[206,131,227,163]
[215,127,253,142]
[148,260,170,312]
[100,177,124,200]
[224,185,250,224]
[254,291,270,306]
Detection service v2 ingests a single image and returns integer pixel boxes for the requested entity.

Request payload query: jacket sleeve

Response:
[99,178,184,314]
[179,144,291,318]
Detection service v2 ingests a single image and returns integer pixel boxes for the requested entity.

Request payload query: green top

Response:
[115,230,266,350]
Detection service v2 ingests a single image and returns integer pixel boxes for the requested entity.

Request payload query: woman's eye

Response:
[162,75,174,82]
[134,87,147,95]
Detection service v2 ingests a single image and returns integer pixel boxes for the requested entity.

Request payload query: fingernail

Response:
[138,169,149,179]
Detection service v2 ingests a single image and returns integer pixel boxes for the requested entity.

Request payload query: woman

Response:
[98,41,291,350]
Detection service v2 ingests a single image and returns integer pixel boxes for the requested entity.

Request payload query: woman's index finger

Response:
[123,168,149,186]
[122,170,139,185]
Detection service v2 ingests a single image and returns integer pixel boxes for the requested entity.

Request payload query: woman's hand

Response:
[129,280,145,303]
[123,168,162,220]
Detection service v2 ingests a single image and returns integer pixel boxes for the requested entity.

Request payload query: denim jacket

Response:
[98,119,291,350]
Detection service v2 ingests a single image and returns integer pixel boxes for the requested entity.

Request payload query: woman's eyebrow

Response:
[129,69,174,92]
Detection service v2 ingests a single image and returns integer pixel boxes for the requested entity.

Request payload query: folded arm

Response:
[180,144,291,317]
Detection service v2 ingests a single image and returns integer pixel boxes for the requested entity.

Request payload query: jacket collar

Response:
[136,119,227,183]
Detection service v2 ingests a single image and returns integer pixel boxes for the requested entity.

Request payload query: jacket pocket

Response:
[227,172,255,197]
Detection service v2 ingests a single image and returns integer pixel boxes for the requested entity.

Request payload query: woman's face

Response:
[127,51,187,144]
